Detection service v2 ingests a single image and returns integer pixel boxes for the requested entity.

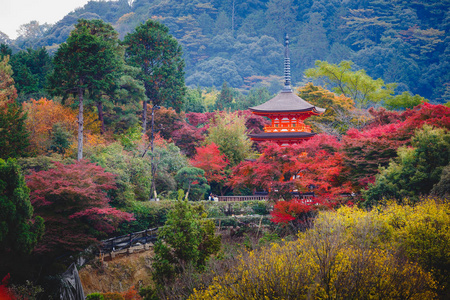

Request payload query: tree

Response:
[190,143,230,195]
[22,98,77,155]
[123,20,186,134]
[215,81,234,110]
[47,21,120,160]
[230,134,351,201]
[0,102,31,159]
[72,19,125,135]
[205,111,254,166]
[175,167,210,201]
[297,83,355,134]
[9,47,52,101]
[342,123,406,188]
[27,161,133,255]
[0,55,17,104]
[0,59,30,159]
[0,159,44,255]
[383,91,427,110]
[304,60,396,108]
[151,199,220,286]
[364,125,450,205]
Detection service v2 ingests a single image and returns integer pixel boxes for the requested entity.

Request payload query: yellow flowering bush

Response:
[189,198,449,299]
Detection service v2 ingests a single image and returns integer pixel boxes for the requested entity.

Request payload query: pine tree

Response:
[123,20,186,133]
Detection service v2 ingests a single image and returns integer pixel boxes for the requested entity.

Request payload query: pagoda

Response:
[249,34,325,146]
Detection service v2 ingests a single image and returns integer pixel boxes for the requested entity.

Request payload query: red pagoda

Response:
[249,34,325,145]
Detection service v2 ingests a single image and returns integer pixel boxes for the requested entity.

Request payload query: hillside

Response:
[5,0,449,103]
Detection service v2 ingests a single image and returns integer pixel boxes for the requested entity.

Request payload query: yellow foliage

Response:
[189,198,448,299]
[202,89,219,109]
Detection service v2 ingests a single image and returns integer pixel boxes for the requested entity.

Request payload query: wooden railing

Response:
[100,227,158,254]
[217,193,315,202]
[217,195,269,202]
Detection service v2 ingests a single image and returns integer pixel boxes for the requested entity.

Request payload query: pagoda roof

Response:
[249,90,325,114]
[249,131,316,140]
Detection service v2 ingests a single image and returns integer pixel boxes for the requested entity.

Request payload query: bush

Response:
[189,198,448,299]
[117,201,174,235]
[86,293,105,300]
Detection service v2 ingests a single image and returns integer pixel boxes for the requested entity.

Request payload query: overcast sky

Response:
[0,0,92,39]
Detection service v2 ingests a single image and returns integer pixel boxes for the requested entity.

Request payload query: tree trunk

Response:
[77,88,84,161]
[142,100,148,134]
[96,101,105,135]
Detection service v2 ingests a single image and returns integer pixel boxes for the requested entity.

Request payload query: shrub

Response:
[189,199,448,299]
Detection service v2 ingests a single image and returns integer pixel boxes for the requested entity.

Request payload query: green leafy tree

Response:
[215,81,234,111]
[175,167,210,201]
[0,44,12,60]
[48,123,72,156]
[123,20,186,134]
[151,199,221,286]
[0,103,30,160]
[10,47,52,101]
[305,60,396,108]
[206,111,254,166]
[364,125,450,205]
[383,91,427,110]
[47,22,120,160]
[0,158,44,255]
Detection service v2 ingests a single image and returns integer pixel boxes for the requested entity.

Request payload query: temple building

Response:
[249,34,325,145]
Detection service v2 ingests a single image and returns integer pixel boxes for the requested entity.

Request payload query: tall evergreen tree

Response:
[123,20,186,133]
[47,21,121,160]
[0,158,44,255]
[72,19,125,134]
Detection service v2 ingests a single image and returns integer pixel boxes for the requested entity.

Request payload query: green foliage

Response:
[86,293,104,300]
[9,47,52,101]
[364,125,450,205]
[184,87,207,113]
[117,201,173,235]
[431,164,450,197]
[175,167,209,201]
[214,82,234,111]
[123,19,186,112]
[383,91,428,110]
[205,111,254,166]
[47,20,122,160]
[48,123,72,155]
[152,199,221,285]
[305,60,396,108]
[0,158,44,254]
[0,102,30,159]
[85,143,152,205]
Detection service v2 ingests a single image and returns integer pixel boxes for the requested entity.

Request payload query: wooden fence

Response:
[217,193,315,202]
[217,195,269,201]
[100,227,158,255]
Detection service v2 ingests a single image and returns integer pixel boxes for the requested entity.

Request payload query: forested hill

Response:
[6,0,449,103]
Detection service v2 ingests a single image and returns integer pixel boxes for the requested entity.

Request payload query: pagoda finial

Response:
[283,33,292,92]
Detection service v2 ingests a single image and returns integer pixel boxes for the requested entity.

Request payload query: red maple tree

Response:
[27,161,133,254]
[190,143,229,185]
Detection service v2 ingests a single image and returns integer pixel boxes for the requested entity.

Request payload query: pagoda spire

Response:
[283,33,292,92]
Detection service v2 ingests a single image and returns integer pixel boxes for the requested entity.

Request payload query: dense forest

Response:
[1,0,449,103]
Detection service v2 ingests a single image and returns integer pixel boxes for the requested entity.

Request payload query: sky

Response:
[0,0,92,39]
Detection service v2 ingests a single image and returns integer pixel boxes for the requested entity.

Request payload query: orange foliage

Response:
[23,98,77,154]
[23,98,104,155]
[0,56,17,104]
